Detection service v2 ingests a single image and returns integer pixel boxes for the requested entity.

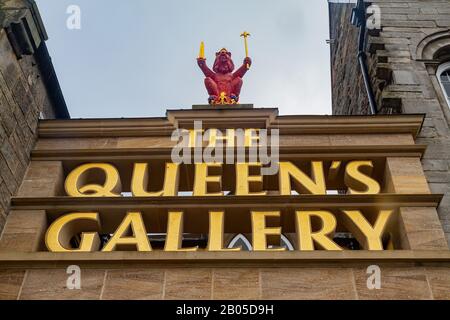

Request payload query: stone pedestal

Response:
[192,104,254,110]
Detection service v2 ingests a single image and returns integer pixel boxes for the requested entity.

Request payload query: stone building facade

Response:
[0,0,448,301]
[0,0,69,232]
[1,109,449,300]
[329,0,450,245]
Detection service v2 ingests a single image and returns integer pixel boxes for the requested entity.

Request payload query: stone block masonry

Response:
[329,0,450,245]
[0,265,449,300]
[0,1,69,233]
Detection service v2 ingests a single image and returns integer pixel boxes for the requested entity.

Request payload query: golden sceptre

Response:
[240,31,251,69]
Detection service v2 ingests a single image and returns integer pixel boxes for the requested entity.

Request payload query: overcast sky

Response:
[35,0,333,118]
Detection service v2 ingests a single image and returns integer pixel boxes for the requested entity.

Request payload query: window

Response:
[228,234,252,251]
[437,62,450,108]
[227,234,295,251]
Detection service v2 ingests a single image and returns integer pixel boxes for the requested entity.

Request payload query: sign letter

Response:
[102,212,151,252]
[193,163,223,196]
[208,211,241,252]
[251,211,286,251]
[45,212,101,252]
[341,210,394,250]
[279,161,326,195]
[295,211,342,251]
[236,163,267,196]
[131,163,179,196]
[65,163,122,197]
[345,161,381,194]
[164,211,198,252]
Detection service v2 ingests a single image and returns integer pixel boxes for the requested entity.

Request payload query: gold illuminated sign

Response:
[41,125,420,254]
[64,160,381,199]
[44,151,398,253]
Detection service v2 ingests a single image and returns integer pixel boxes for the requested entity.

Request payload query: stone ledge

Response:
[30,145,428,161]
[0,251,449,268]
[192,104,254,110]
[37,113,426,138]
[10,194,444,211]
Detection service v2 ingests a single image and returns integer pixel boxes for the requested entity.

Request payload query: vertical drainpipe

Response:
[351,0,378,115]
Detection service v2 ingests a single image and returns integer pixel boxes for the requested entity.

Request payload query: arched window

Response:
[227,234,295,251]
[437,62,450,108]
[228,234,252,251]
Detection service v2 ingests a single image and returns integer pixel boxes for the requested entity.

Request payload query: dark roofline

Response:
[26,0,48,40]
[35,41,70,119]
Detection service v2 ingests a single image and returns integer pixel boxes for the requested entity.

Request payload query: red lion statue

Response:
[197,48,252,105]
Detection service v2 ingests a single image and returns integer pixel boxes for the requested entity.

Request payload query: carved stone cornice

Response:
[38,112,426,138]
[0,0,47,57]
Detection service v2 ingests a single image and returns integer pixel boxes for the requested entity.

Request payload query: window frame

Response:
[437,61,450,108]
[227,233,295,251]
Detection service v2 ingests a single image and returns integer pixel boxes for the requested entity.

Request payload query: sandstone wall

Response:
[0,1,68,233]
[1,266,449,300]
[330,2,371,115]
